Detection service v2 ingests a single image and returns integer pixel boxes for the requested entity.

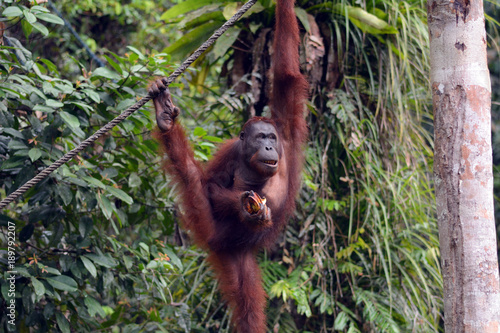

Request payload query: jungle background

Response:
[0,0,499,332]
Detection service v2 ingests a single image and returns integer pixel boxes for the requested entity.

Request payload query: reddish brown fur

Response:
[153,0,307,331]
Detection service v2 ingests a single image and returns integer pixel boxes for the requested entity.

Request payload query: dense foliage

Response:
[0,0,497,332]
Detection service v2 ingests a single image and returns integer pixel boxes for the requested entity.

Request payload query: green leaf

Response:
[193,127,207,137]
[160,0,218,21]
[28,148,42,162]
[334,311,349,330]
[46,275,78,292]
[213,27,241,58]
[33,105,55,113]
[31,277,45,296]
[91,67,121,80]
[46,99,64,108]
[204,135,223,143]
[103,54,123,74]
[31,22,49,36]
[344,6,397,35]
[163,247,183,270]
[8,140,28,150]
[57,184,73,206]
[82,89,101,103]
[125,46,145,60]
[59,111,80,129]
[22,19,34,39]
[40,59,59,73]
[85,253,118,268]
[36,13,64,25]
[19,223,34,242]
[80,256,97,278]
[164,21,221,61]
[97,194,113,220]
[82,176,106,189]
[85,296,106,318]
[129,172,142,188]
[23,9,36,23]
[79,217,94,238]
[2,128,24,139]
[106,186,133,205]
[3,6,23,17]
[43,267,61,275]
[56,313,70,333]
[294,8,310,33]
[30,5,50,14]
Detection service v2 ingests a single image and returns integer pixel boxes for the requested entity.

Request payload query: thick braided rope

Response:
[0,0,257,211]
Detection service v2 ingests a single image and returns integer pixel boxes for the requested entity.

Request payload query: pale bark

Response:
[428,0,500,331]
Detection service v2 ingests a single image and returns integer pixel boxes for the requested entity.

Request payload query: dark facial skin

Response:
[240,121,281,178]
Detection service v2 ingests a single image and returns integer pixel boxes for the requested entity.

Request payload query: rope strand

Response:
[0,0,257,211]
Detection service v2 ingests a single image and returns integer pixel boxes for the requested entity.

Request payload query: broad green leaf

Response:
[97,194,113,219]
[31,22,49,36]
[334,311,349,330]
[106,186,133,205]
[91,67,121,80]
[139,242,150,256]
[125,46,145,60]
[3,6,23,17]
[33,105,55,113]
[193,127,207,137]
[80,256,97,278]
[46,275,78,292]
[59,111,80,129]
[294,8,310,32]
[40,59,59,73]
[46,99,64,108]
[82,89,101,103]
[103,54,123,74]
[28,148,42,162]
[2,128,24,139]
[19,223,34,242]
[204,135,223,143]
[163,247,183,270]
[146,260,158,269]
[213,27,241,58]
[36,13,64,25]
[85,253,118,268]
[82,176,106,189]
[30,5,50,14]
[194,150,209,161]
[179,7,223,30]
[222,2,240,20]
[57,184,73,206]
[0,157,25,170]
[123,255,133,270]
[31,277,45,296]
[69,101,93,112]
[79,217,93,238]
[164,21,221,61]
[161,0,218,21]
[343,6,397,35]
[22,19,34,39]
[43,267,61,275]
[23,9,36,23]
[8,140,28,150]
[85,296,106,317]
[129,172,142,188]
[56,313,70,333]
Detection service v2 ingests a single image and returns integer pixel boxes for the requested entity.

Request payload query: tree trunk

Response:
[428,0,500,331]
